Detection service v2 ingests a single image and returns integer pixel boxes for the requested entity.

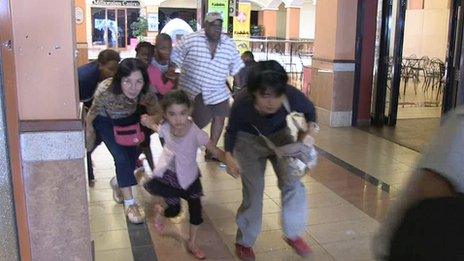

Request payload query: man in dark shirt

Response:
[78,49,120,185]
[78,49,120,108]
[234,51,257,91]
[225,60,316,260]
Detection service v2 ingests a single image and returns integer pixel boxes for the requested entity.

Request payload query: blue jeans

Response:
[93,115,138,188]
[234,129,308,247]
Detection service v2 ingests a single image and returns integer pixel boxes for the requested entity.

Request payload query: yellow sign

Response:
[233,2,251,53]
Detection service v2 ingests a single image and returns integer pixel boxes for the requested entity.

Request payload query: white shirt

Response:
[171,30,244,105]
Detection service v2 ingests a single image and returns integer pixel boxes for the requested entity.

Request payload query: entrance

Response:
[365,0,463,151]
[91,7,140,48]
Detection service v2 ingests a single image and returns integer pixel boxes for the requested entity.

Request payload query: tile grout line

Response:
[315,146,393,193]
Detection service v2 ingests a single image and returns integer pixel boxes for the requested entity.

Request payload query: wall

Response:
[276,3,287,38]
[299,1,316,39]
[159,0,197,9]
[11,0,79,120]
[0,53,19,261]
[313,0,337,60]
[402,4,450,60]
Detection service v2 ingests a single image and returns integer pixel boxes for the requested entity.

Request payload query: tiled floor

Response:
[87,121,420,260]
[358,118,440,152]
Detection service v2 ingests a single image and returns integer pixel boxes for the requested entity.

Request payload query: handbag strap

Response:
[251,124,283,158]
[282,95,291,113]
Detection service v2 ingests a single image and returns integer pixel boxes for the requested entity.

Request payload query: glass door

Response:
[444,0,464,111]
[117,9,127,48]
[373,0,458,125]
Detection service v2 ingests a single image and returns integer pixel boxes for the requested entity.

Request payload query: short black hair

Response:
[111,58,149,96]
[135,41,154,55]
[97,49,121,65]
[156,33,172,43]
[161,90,192,112]
[242,51,254,60]
[247,60,288,96]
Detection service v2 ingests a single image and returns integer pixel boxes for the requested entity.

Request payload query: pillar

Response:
[310,0,358,127]
[75,0,88,67]
[356,0,378,124]
[5,0,90,260]
[285,7,300,39]
[260,9,277,37]
[145,5,160,42]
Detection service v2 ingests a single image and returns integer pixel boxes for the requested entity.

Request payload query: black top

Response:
[224,85,316,152]
[78,62,100,102]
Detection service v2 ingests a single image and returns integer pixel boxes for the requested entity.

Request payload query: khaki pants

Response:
[234,128,308,247]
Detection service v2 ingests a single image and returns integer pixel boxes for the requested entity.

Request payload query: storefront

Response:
[89,0,141,49]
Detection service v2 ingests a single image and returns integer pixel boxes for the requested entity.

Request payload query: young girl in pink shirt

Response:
[142,90,226,259]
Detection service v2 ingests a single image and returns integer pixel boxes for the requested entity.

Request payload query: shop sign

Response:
[229,0,238,17]
[208,0,229,32]
[147,13,159,32]
[92,0,141,7]
[233,2,251,53]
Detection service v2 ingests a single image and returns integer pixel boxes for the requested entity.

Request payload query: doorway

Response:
[364,0,463,151]
[91,7,140,49]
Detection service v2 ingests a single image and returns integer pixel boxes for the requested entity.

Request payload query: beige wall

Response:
[334,0,357,60]
[424,0,451,9]
[11,0,79,120]
[314,0,338,60]
[276,4,287,38]
[403,6,450,60]
[299,1,316,39]
[159,0,197,9]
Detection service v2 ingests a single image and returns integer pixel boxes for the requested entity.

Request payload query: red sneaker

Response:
[285,237,312,257]
[235,243,255,261]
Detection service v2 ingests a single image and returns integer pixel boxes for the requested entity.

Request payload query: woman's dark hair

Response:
[247,60,288,96]
[111,58,149,96]
[135,41,154,55]
[161,90,192,112]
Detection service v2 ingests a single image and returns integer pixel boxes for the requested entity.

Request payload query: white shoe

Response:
[125,203,145,224]
[109,177,123,204]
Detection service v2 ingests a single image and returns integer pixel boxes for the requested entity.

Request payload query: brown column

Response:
[6,0,91,260]
[285,7,300,39]
[75,0,88,67]
[310,0,358,127]
[260,9,278,37]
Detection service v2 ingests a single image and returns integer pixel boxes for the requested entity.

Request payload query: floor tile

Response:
[94,248,134,261]
[308,218,379,244]
[90,213,127,233]
[322,236,375,261]
[308,204,368,226]
[92,229,131,251]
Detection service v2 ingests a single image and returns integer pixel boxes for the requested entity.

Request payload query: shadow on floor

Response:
[358,118,441,152]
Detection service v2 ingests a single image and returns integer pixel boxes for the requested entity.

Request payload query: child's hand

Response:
[225,152,240,178]
[164,67,179,81]
[140,114,159,131]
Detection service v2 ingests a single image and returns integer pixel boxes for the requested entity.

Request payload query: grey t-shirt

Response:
[417,106,464,191]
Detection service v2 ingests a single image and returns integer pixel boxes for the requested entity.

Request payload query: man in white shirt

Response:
[172,12,244,160]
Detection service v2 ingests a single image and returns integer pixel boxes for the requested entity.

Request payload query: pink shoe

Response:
[285,237,312,257]
[235,243,255,261]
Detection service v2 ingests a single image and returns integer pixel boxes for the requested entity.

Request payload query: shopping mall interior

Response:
[1,0,463,260]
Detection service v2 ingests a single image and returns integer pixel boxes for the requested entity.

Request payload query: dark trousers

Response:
[93,115,138,188]
[86,135,102,181]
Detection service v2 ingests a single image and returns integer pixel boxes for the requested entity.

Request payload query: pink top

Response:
[147,64,174,95]
[154,121,209,189]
